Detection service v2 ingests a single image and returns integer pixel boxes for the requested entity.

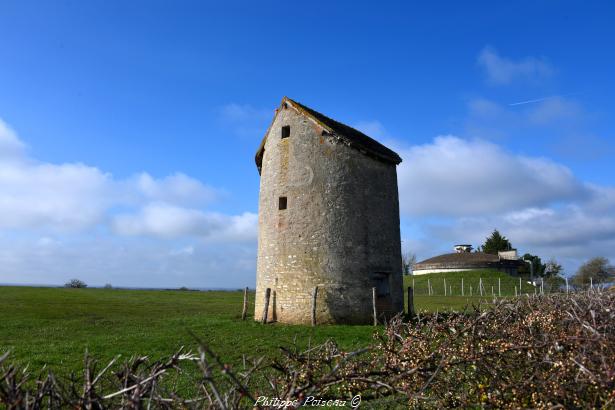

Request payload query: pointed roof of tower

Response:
[255,97,402,172]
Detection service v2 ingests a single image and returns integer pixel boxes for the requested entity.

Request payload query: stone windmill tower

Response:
[254,97,403,324]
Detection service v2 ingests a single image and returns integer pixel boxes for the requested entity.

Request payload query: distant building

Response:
[413,244,524,276]
[254,97,404,324]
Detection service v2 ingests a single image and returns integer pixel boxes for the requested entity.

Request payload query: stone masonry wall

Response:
[255,103,403,324]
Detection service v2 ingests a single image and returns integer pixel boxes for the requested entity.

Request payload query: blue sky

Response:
[1,1,614,287]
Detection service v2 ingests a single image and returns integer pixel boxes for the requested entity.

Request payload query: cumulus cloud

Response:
[0,117,239,236]
[130,172,219,206]
[0,160,114,231]
[394,135,615,273]
[420,199,615,273]
[0,116,258,287]
[478,46,553,85]
[112,204,257,241]
[396,136,587,217]
[0,160,221,233]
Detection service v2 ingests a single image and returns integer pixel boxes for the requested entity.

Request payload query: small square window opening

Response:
[279,196,287,210]
[281,126,290,139]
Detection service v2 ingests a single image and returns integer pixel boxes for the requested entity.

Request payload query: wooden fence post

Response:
[565,277,569,294]
[519,277,522,294]
[444,278,447,296]
[541,278,544,295]
[479,278,483,296]
[407,287,415,316]
[470,285,473,297]
[241,287,248,320]
[498,278,501,297]
[261,288,271,324]
[515,285,518,297]
[372,287,377,326]
[461,277,464,296]
[311,286,318,327]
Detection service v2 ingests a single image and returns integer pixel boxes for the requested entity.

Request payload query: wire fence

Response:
[406,275,568,297]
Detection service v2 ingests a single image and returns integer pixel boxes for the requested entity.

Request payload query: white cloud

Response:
[504,208,555,223]
[396,136,587,217]
[111,203,257,241]
[113,204,212,238]
[0,117,236,234]
[0,118,26,160]
[0,160,222,233]
[132,172,219,205]
[0,160,114,231]
[419,199,615,274]
[478,46,553,85]
[0,116,259,287]
[395,135,615,274]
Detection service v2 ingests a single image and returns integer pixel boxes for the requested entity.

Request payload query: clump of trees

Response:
[481,229,563,274]
[571,256,615,287]
[64,279,87,288]
[481,229,565,290]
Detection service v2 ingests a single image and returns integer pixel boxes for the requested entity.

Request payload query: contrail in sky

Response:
[509,96,554,106]
[509,93,579,106]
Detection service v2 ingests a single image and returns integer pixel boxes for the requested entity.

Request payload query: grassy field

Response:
[0,286,373,374]
[0,271,538,375]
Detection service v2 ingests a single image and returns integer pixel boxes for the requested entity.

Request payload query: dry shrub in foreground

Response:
[378,291,615,408]
[1,291,614,409]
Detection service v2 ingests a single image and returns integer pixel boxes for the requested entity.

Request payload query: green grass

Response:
[0,287,374,375]
[0,273,535,374]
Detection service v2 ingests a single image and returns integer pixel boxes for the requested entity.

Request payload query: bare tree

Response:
[402,252,417,275]
[572,257,615,287]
